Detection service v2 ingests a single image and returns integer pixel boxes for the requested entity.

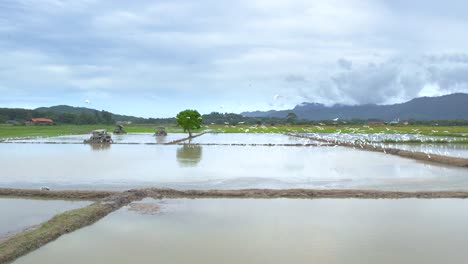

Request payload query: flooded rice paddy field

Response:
[299,132,465,143]
[3,133,189,144]
[1,142,468,191]
[295,132,468,158]
[380,143,468,158]
[189,133,319,145]
[13,198,468,264]
[0,198,91,240]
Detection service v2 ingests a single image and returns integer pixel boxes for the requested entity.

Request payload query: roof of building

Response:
[31,118,54,123]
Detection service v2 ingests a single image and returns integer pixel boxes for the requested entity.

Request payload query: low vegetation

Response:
[1,123,468,140]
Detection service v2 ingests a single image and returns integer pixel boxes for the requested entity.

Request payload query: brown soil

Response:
[128,202,161,215]
[137,188,468,199]
[0,188,117,200]
[2,188,468,201]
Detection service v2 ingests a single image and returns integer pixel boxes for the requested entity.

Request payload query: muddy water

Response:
[13,198,468,264]
[1,143,468,191]
[0,198,91,239]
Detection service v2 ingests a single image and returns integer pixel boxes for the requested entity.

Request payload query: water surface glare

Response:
[0,198,91,239]
[1,144,468,191]
[13,198,468,264]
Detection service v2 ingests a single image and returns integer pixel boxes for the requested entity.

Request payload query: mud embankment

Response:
[137,188,468,199]
[166,132,206,145]
[0,190,145,264]
[0,188,117,200]
[287,133,468,168]
[3,188,468,201]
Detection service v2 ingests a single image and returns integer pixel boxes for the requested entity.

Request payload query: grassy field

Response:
[1,124,468,139]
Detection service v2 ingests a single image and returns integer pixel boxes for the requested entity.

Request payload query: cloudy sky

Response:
[1,0,468,117]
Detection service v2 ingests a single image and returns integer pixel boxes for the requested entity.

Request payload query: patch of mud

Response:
[128,202,161,215]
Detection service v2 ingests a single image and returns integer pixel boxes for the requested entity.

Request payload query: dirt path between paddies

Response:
[4,188,468,200]
[286,133,468,168]
[2,187,468,263]
[0,188,117,201]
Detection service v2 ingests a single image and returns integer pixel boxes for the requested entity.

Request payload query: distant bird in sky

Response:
[85,99,90,104]
[274,94,283,100]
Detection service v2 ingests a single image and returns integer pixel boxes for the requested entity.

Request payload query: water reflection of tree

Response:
[176,144,202,167]
[89,143,111,151]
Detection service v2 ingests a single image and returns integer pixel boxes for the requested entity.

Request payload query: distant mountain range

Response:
[241,93,468,120]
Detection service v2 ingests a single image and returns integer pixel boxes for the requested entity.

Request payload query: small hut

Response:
[155,127,167,136]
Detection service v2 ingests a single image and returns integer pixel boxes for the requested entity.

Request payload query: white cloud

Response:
[1,0,468,116]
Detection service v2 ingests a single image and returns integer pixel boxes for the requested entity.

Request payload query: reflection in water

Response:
[89,143,111,151]
[3,144,468,191]
[155,135,167,144]
[176,144,202,167]
[13,198,468,264]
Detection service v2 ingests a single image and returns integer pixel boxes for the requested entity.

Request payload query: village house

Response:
[28,118,54,125]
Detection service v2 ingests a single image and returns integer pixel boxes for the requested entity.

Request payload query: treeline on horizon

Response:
[1,108,468,126]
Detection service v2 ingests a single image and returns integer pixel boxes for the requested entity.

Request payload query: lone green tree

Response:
[176,109,202,137]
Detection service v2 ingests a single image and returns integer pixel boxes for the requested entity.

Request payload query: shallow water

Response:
[0,198,91,239]
[5,133,188,144]
[379,143,468,158]
[13,198,468,264]
[1,143,468,191]
[189,133,319,145]
[300,132,463,143]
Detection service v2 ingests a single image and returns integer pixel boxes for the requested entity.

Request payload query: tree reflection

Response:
[176,144,202,167]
